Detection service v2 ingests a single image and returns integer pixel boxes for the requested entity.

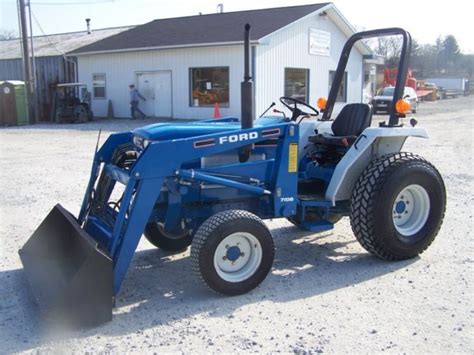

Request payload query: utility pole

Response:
[27,1,39,122]
[18,0,35,123]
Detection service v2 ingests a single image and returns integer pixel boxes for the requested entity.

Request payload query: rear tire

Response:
[191,210,274,295]
[144,222,191,252]
[350,153,446,260]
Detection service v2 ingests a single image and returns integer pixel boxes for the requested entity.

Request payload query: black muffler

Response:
[240,23,254,163]
[19,204,113,327]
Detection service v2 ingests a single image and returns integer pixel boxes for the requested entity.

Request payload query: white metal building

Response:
[0,25,133,120]
[70,3,372,119]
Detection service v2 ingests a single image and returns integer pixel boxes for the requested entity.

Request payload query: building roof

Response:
[0,26,133,60]
[70,3,332,55]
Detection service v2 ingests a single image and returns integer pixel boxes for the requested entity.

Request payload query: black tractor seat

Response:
[309,103,372,147]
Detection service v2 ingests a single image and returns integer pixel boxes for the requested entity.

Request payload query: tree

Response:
[441,35,461,74]
[369,36,403,67]
[372,36,402,59]
[0,30,17,40]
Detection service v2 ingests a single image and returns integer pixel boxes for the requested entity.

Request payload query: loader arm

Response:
[81,122,298,296]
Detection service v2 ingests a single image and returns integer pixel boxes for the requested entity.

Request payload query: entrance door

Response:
[137,71,172,118]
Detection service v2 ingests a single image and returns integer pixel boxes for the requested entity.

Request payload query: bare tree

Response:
[371,36,402,59]
[0,29,18,40]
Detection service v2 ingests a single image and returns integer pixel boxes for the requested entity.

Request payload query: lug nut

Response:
[240,252,245,257]
[222,256,227,260]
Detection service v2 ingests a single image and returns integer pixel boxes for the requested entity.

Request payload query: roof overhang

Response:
[363,54,385,65]
[69,40,260,57]
[325,4,372,56]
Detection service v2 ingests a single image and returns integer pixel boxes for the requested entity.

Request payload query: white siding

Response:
[78,45,244,119]
[255,13,363,116]
[77,12,364,120]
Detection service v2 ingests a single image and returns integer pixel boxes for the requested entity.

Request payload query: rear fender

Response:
[325,126,428,205]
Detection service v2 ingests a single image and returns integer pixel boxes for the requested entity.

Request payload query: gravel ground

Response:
[0,97,472,353]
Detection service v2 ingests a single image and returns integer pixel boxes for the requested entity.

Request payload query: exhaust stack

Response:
[239,23,253,162]
[85,18,91,34]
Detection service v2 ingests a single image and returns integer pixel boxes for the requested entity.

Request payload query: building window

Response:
[190,67,229,107]
[284,68,309,103]
[329,70,348,102]
[92,74,106,99]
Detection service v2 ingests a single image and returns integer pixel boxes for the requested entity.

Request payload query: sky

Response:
[1,0,473,53]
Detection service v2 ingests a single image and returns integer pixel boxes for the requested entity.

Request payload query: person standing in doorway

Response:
[129,84,147,120]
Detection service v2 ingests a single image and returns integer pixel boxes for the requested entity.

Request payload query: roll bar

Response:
[322,28,412,127]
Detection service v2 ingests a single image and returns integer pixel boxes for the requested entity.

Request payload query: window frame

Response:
[329,70,348,103]
[189,66,230,108]
[92,73,106,100]
[284,67,310,104]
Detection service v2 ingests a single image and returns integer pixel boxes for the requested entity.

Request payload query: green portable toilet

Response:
[0,80,28,126]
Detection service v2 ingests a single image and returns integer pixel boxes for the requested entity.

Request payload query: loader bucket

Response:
[19,204,113,327]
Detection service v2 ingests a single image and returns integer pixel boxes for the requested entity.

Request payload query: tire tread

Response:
[191,210,272,294]
[350,152,445,260]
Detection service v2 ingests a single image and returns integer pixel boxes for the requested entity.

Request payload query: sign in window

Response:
[190,67,229,107]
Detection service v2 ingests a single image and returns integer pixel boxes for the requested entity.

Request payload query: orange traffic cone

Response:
[213,102,221,119]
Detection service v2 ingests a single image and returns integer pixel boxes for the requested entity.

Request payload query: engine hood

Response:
[133,122,241,141]
[132,116,287,141]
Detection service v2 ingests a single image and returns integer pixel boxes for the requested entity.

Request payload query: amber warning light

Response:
[317,97,327,110]
[395,99,411,114]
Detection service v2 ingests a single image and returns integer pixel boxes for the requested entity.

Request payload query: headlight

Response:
[133,135,143,148]
[133,135,152,150]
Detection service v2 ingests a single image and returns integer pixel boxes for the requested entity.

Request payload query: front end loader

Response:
[20,26,446,326]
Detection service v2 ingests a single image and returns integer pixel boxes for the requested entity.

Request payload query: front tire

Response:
[144,222,191,252]
[191,210,274,295]
[350,153,446,260]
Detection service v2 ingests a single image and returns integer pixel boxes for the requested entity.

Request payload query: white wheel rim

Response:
[213,232,262,283]
[392,184,430,236]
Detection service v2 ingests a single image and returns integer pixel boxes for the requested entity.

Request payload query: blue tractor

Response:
[19,26,446,326]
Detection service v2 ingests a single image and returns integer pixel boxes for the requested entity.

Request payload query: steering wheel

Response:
[279,96,319,122]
